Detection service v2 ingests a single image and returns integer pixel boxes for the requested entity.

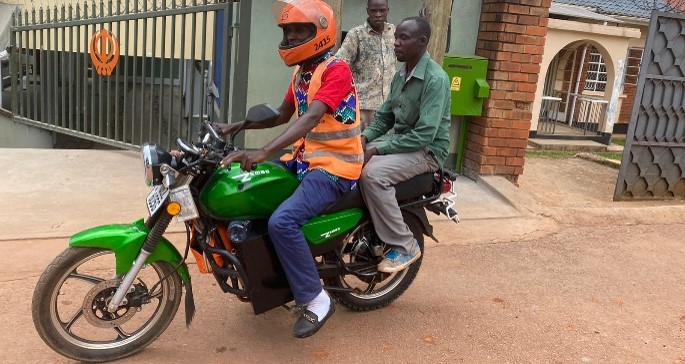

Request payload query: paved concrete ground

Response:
[527,138,609,152]
[0,148,520,242]
[1,149,685,363]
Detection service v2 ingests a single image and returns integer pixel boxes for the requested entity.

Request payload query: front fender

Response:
[69,218,190,283]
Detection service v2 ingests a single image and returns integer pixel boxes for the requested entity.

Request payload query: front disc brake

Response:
[82,280,137,328]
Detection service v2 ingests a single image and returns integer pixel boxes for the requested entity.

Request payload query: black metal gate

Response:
[614,11,685,200]
[8,0,248,150]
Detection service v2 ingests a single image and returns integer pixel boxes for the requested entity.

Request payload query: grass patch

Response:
[596,151,623,161]
[526,150,624,161]
[526,150,576,159]
[611,138,626,147]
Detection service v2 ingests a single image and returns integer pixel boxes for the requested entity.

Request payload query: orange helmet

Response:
[272,0,337,66]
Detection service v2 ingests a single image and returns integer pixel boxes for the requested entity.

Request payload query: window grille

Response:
[585,46,607,92]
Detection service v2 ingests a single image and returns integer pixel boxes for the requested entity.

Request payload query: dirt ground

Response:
[2,157,685,363]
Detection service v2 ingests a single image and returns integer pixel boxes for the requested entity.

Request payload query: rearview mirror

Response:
[229,104,281,147]
[244,103,280,128]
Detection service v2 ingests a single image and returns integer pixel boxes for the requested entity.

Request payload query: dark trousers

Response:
[267,169,353,305]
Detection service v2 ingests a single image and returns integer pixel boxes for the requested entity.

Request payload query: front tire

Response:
[329,214,424,311]
[32,247,182,362]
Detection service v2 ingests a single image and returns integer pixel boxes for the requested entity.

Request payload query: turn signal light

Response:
[166,202,182,216]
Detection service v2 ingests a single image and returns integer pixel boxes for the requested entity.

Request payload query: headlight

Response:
[141,143,172,186]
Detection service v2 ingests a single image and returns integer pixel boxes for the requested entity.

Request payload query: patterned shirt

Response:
[336,21,396,111]
[282,51,359,186]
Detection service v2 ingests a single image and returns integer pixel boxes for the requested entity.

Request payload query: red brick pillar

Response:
[463,0,551,182]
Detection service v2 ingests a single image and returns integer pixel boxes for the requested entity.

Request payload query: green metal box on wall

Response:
[442,54,490,116]
[442,54,490,173]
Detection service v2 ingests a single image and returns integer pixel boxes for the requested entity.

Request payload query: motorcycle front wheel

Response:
[32,247,182,362]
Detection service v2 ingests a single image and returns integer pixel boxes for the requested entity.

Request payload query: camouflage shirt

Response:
[336,21,396,111]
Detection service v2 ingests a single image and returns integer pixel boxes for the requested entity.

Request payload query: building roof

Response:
[553,0,655,19]
[550,2,623,22]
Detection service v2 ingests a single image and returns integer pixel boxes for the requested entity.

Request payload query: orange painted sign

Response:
[89,29,119,76]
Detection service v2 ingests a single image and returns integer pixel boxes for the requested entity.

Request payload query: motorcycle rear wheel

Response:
[32,247,182,362]
[329,214,424,311]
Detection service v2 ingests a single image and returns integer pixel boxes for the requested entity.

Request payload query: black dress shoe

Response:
[292,297,336,338]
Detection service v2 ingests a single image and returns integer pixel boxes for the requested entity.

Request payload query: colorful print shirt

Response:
[282,51,359,187]
[336,21,396,111]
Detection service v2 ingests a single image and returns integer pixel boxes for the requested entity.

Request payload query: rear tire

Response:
[32,247,182,362]
[329,214,424,311]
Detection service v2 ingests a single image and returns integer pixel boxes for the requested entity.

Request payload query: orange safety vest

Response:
[280,57,363,180]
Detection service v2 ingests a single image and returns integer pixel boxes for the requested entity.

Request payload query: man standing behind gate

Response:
[336,0,396,130]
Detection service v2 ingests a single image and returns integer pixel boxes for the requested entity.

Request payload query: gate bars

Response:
[9,0,236,150]
[614,11,685,200]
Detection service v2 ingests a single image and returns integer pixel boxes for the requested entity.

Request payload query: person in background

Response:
[336,0,395,130]
[360,16,451,273]
[0,46,11,61]
[0,46,13,110]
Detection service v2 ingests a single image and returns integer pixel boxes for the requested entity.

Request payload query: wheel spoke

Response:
[114,326,131,339]
[62,310,84,333]
[68,271,105,285]
[363,276,378,294]
[149,290,163,300]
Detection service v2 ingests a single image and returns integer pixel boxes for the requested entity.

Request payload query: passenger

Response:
[360,16,451,273]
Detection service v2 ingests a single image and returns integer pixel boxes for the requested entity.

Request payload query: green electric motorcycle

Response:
[31,104,459,362]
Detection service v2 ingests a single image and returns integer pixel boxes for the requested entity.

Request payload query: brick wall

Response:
[463,0,551,182]
[618,83,637,125]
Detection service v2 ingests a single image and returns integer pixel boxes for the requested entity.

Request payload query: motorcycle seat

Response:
[322,172,436,215]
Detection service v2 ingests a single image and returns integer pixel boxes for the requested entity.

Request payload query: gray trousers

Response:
[360,142,440,254]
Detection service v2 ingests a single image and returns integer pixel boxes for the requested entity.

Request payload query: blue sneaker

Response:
[377,241,422,273]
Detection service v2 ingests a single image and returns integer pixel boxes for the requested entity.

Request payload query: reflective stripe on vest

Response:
[303,150,365,164]
[306,125,361,141]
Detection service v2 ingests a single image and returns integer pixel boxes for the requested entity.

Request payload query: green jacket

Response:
[361,51,451,166]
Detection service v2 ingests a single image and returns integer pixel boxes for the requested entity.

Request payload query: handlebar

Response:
[176,138,200,156]
[203,120,222,140]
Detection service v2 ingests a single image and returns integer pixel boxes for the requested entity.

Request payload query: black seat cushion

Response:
[322,172,436,215]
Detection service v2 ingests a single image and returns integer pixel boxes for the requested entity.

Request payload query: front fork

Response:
[107,210,174,312]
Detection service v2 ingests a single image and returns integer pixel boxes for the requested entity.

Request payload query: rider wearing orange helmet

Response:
[220,0,362,338]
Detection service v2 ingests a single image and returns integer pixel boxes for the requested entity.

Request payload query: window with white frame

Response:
[585,46,607,92]
[624,47,643,85]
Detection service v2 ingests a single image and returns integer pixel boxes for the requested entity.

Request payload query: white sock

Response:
[306,289,330,319]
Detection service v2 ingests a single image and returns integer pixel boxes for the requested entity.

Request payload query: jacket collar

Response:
[399,51,431,81]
